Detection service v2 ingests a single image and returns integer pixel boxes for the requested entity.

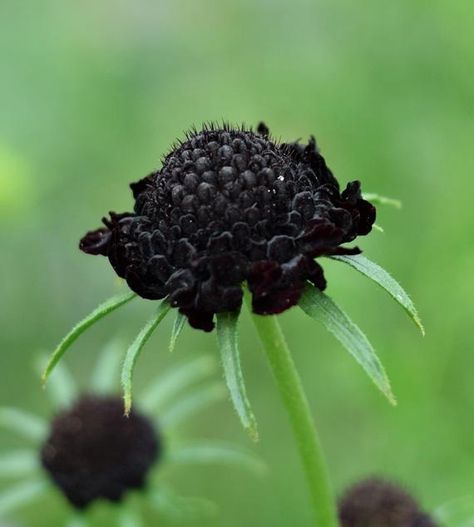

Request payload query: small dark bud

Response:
[338,478,438,527]
[80,123,375,331]
[40,395,160,509]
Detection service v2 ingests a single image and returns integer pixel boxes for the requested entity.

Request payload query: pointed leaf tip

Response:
[330,254,424,336]
[121,301,171,414]
[169,312,186,353]
[216,311,259,441]
[123,395,132,418]
[299,285,396,405]
[42,291,136,384]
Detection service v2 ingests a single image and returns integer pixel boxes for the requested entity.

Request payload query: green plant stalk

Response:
[245,296,339,527]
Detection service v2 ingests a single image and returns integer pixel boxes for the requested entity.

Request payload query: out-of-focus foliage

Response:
[0,0,472,525]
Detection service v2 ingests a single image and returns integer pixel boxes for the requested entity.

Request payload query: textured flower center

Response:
[338,479,437,527]
[41,395,160,509]
[81,123,375,331]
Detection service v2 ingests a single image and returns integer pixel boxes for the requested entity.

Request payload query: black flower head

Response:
[338,478,438,527]
[80,122,375,331]
[40,395,160,509]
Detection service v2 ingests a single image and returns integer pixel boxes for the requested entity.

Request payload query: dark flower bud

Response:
[40,395,160,509]
[338,478,438,527]
[80,123,375,331]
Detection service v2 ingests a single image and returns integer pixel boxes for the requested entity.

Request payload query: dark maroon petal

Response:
[79,228,111,256]
[341,180,362,202]
[165,269,197,308]
[248,257,311,314]
[251,281,305,315]
[338,182,376,237]
[306,258,327,290]
[356,198,376,235]
[298,218,345,256]
[326,246,361,257]
[125,269,165,300]
[180,307,215,332]
[130,174,154,199]
[248,261,283,298]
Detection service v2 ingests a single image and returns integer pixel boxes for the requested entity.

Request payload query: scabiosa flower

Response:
[0,344,263,525]
[338,478,437,527]
[80,122,375,332]
[46,121,423,527]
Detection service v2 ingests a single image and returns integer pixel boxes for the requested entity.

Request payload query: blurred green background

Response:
[1,0,473,525]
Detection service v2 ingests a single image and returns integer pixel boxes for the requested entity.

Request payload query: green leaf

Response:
[141,356,216,412]
[169,312,186,353]
[0,450,38,479]
[216,312,258,441]
[167,441,266,474]
[150,486,218,521]
[121,301,171,415]
[67,515,89,527]
[0,408,47,442]
[42,291,136,384]
[299,285,396,405]
[330,254,424,335]
[433,495,474,527]
[117,507,144,527]
[0,480,47,516]
[160,382,226,428]
[363,192,402,209]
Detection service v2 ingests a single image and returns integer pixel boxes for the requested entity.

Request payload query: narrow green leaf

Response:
[117,507,144,527]
[160,382,226,428]
[299,285,396,405]
[121,301,171,415]
[434,495,474,527]
[0,480,47,516]
[90,338,123,393]
[330,254,424,335]
[67,515,88,527]
[141,356,216,412]
[42,291,136,384]
[363,192,402,209]
[150,486,218,521]
[169,311,186,353]
[167,441,266,474]
[0,450,38,479]
[216,312,258,441]
[0,408,47,442]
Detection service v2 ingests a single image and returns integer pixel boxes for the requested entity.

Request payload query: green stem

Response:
[246,298,339,527]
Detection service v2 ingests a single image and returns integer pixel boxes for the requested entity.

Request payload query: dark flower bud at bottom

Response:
[338,478,438,527]
[80,123,376,331]
[40,395,160,509]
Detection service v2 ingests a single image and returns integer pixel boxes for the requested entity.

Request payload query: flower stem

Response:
[246,298,339,527]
